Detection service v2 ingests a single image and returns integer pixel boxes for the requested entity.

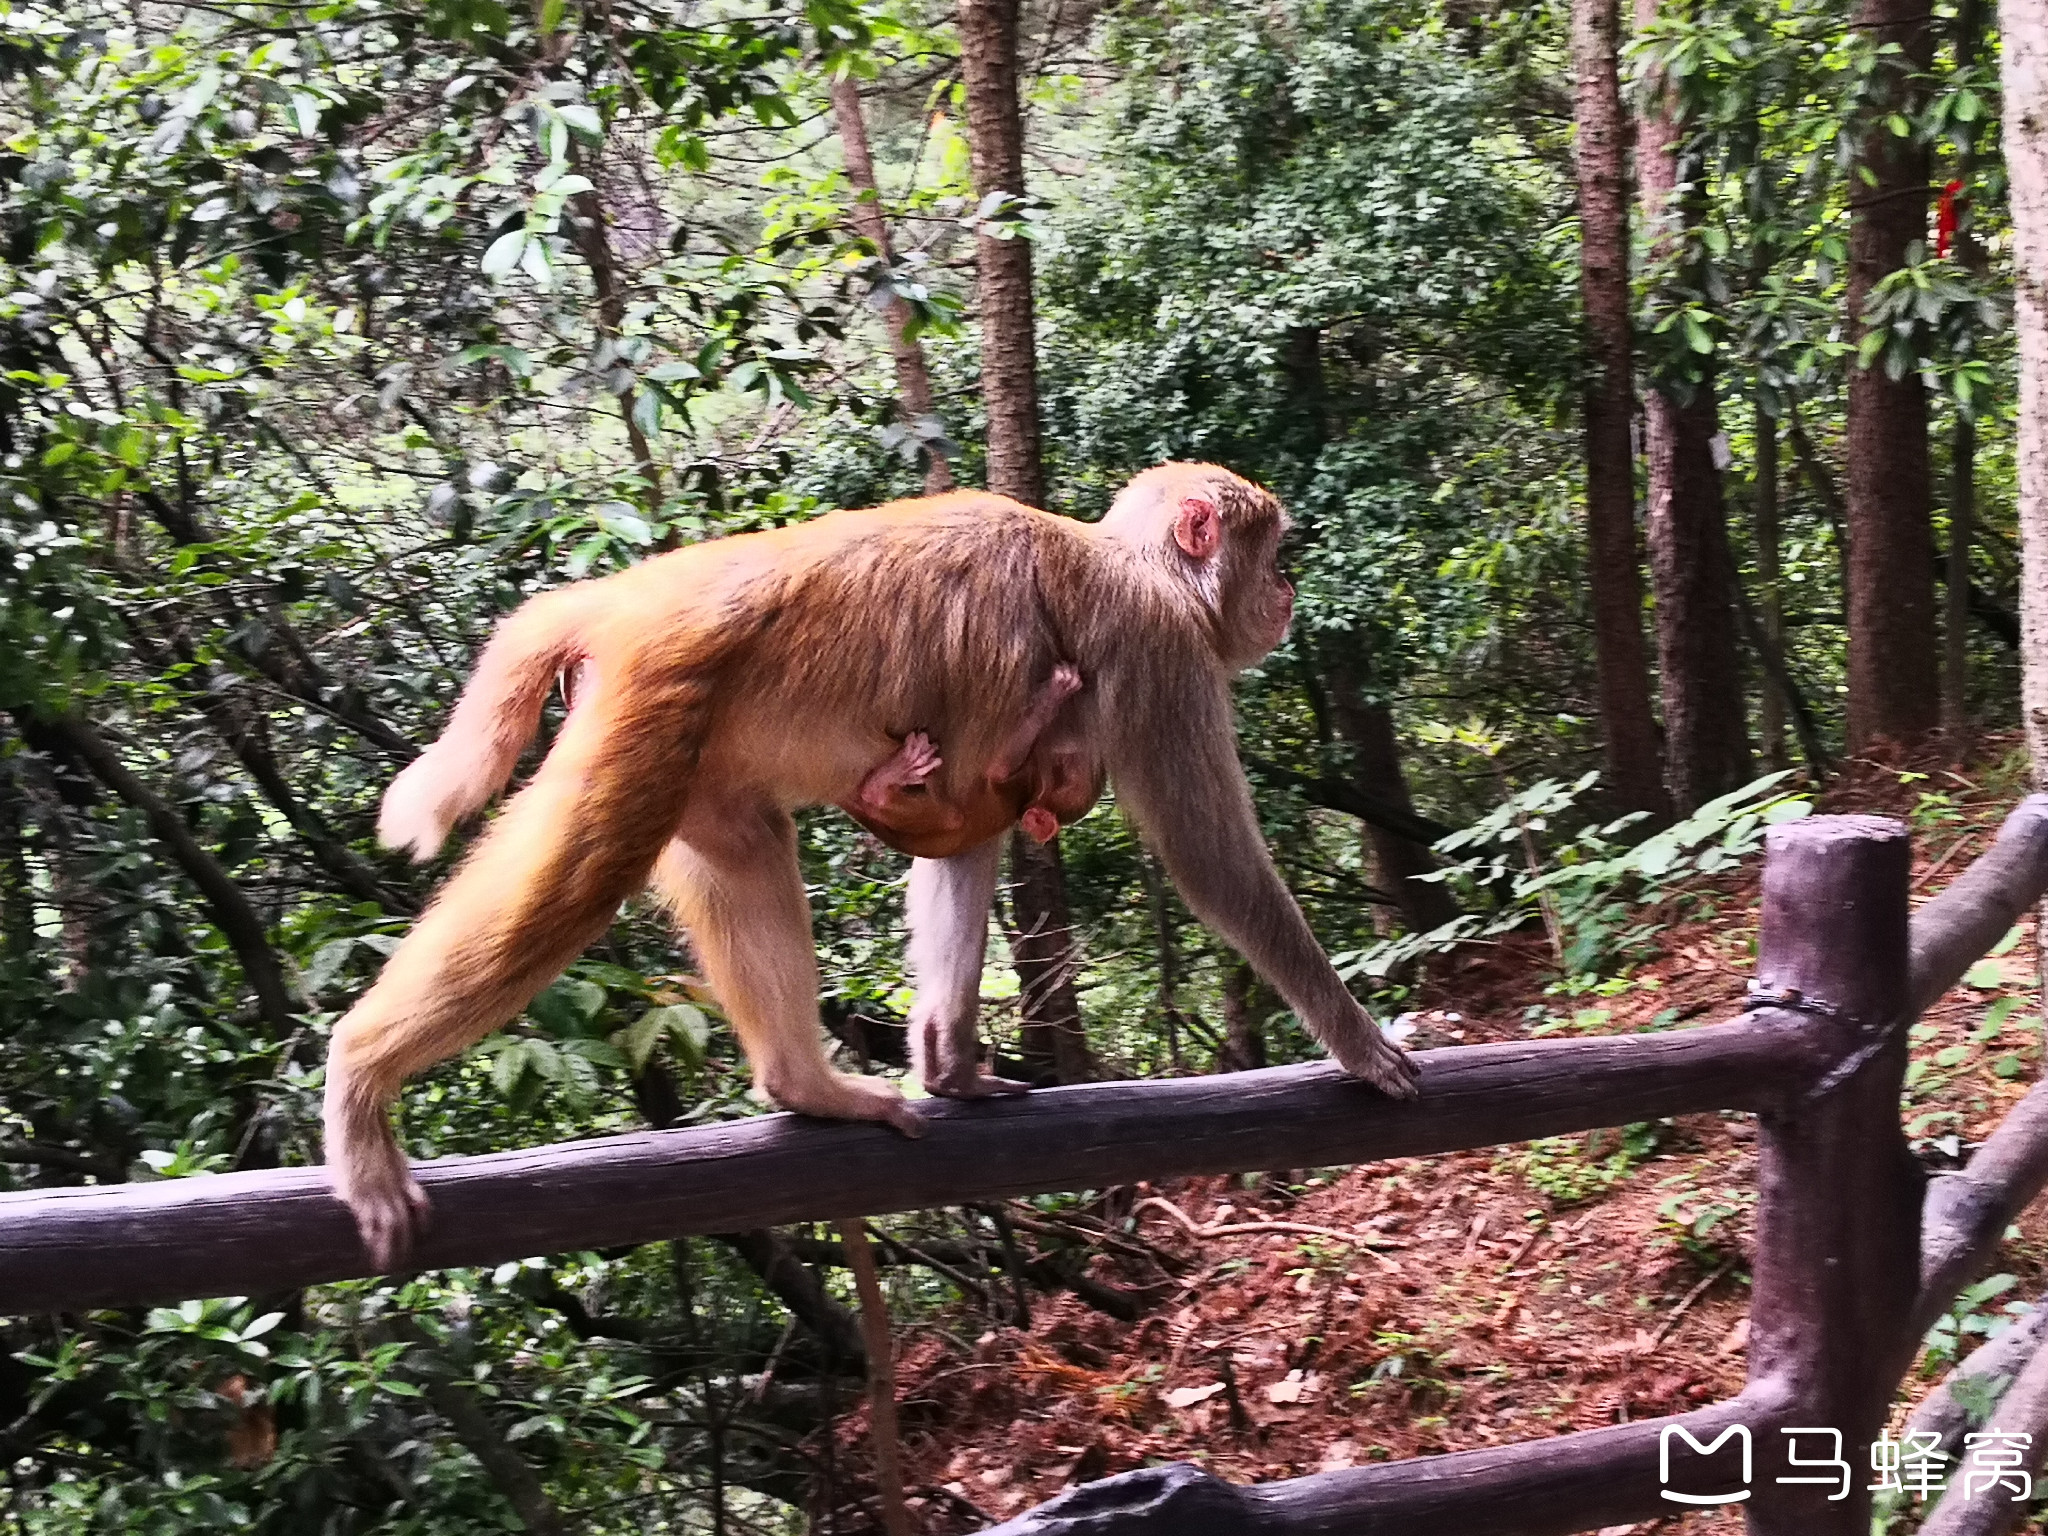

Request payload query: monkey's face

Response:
[1218,524,1295,670]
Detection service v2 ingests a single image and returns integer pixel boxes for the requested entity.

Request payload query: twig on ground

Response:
[1643,1258,1738,1354]
[1918,833,1984,891]
[1134,1196,1406,1270]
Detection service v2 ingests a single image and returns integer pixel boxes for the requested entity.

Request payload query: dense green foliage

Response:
[0,0,2023,1528]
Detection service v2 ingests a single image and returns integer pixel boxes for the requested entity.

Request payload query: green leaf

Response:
[1965,959,2006,990]
[482,229,527,278]
[1994,1054,2026,1079]
[623,1003,710,1071]
[1977,997,2024,1041]
[1990,925,2024,957]
[632,387,661,439]
[490,1041,530,1095]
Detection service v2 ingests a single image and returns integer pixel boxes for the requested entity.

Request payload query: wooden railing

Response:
[7,801,2048,1535]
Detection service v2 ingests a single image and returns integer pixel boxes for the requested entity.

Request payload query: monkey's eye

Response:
[1275,527,1307,577]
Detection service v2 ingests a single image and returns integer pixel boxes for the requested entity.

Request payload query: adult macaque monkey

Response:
[326,463,1418,1264]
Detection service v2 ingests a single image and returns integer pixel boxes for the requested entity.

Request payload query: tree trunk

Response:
[830,75,953,495]
[1571,0,1669,820]
[1755,405,1788,769]
[1947,0,1989,752]
[959,0,1044,510]
[1006,834,1094,1085]
[1219,961,1271,1073]
[1326,677,1459,933]
[1845,0,1939,749]
[1949,414,1977,745]
[960,0,1087,1080]
[2013,0,2048,795]
[0,756,37,961]
[1635,0,1751,813]
[567,173,661,520]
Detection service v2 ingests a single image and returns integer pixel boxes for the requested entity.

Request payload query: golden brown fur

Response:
[325,466,1418,1266]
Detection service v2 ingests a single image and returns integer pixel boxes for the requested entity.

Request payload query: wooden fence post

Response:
[1744,815,1923,1532]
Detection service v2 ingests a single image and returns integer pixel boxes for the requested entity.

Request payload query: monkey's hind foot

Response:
[329,1140,432,1270]
[773,1071,928,1139]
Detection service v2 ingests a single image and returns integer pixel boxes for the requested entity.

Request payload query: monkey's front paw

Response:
[924,1069,1032,1100]
[1330,1031,1422,1101]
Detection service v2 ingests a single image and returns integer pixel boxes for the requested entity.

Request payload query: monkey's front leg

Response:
[906,838,1030,1098]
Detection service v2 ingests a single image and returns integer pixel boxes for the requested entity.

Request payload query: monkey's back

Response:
[574,492,1113,810]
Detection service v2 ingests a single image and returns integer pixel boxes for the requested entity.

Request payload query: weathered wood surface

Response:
[1905,1298,2048,1458]
[1918,1077,2048,1335]
[1909,794,2048,1016]
[983,1398,1765,1536]
[1907,796,2048,1332]
[0,1022,1808,1314]
[1742,815,1921,1536]
[1914,1317,2048,1536]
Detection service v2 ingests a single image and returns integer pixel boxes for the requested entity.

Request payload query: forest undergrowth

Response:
[828,741,2048,1534]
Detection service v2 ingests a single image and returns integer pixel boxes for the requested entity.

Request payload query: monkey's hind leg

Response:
[327,694,691,1266]
[652,803,925,1136]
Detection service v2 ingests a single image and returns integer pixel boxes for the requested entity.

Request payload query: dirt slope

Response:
[839,745,2048,1534]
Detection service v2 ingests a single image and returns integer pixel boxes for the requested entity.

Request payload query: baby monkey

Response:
[840,663,1102,857]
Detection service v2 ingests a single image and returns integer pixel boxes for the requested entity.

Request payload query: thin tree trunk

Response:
[1845,0,1939,748]
[1755,404,1788,768]
[1635,0,1751,813]
[836,1221,912,1536]
[831,75,953,495]
[1950,413,1978,744]
[1326,678,1459,933]
[1143,856,1184,1071]
[1572,0,1669,820]
[959,0,1044,509]
[1006,836,1094,1085]
[960,0,1088,1080]
[2012,0,2048,800]
[1219,961,1271,1073]
[1947,0,1989,752]
[0,759,36,959]
[567,174,662,519]
[405,1336,569,1536]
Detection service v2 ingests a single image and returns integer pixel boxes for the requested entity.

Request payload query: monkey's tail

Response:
[378,585,601,860]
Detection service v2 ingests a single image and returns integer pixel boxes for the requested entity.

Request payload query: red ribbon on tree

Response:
[1937,179,1965,259]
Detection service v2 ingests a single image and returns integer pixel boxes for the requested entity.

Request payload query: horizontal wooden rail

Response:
[1909,796,2048,1332]
[1908,795,2048,1017]
[0,1017,1810,1314]
[984,1395,1778,1535]
[1918,1076,2048,1335]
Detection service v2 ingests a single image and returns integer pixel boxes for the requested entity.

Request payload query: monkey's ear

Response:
[1173,496,1221,560]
